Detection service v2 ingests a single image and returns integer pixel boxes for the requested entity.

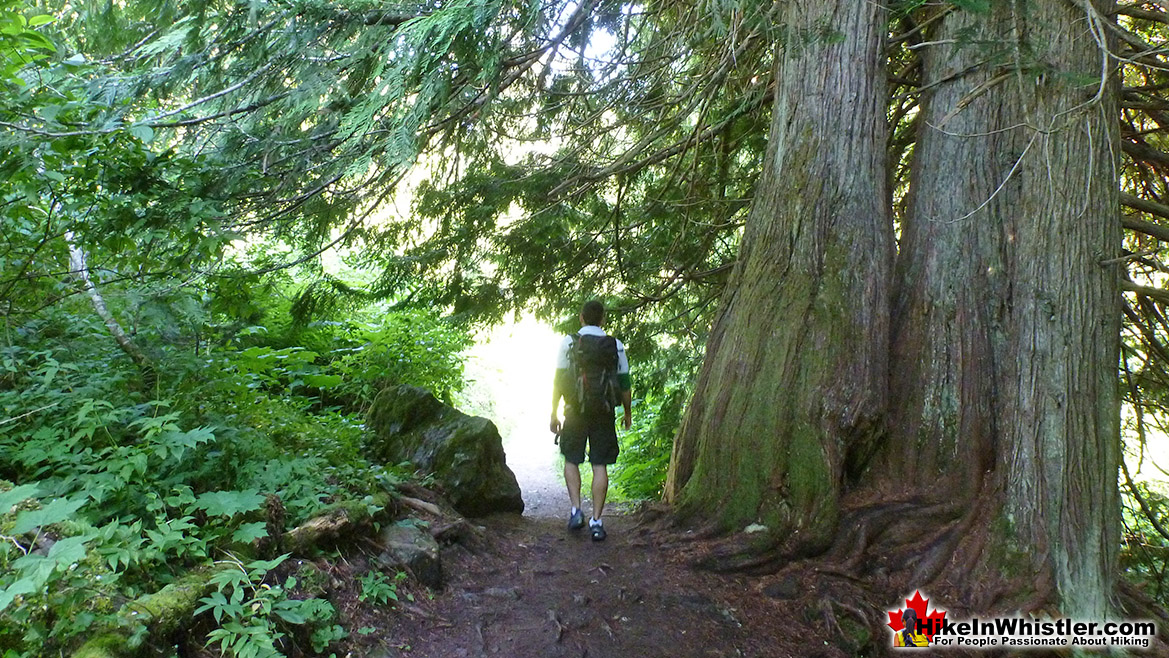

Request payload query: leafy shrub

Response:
[609,343,699,501]
[330,309,472,407]
[611,386,687,500]
[0,299,435,655]
[196,555,343,658]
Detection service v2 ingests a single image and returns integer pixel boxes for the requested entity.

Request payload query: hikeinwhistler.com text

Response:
[919,617,1156,650]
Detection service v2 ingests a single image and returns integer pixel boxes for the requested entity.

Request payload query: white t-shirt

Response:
[555,325,629,375]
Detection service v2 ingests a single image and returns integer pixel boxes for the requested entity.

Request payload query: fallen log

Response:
[284,494,394,554]
[71,493,395,658]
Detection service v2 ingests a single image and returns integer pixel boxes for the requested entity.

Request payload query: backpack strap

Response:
[568,332,581,361]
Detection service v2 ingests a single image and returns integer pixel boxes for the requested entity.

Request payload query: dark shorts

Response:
[559,409,619,465]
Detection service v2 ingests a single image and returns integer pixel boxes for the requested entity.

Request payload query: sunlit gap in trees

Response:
[455,315,561,476]
[1123,339,1169,492]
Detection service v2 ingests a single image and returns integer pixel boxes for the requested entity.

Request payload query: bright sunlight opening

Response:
[456,315,565,513]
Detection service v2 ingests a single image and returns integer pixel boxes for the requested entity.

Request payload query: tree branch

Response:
[1122,192,1169,242]
[1123,138,1169,169]
[1116,3,1169,27]
[1123,280,1169,304]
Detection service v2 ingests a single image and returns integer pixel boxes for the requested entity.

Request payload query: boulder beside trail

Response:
[367,385,524,517]
[379,522,442,588]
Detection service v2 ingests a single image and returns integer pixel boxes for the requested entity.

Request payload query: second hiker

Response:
[550,300,632,541]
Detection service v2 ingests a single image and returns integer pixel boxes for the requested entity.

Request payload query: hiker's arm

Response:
[619,372,632,430]
[621,390,632,430]
[551,369,565,434]
[551,337,569,434]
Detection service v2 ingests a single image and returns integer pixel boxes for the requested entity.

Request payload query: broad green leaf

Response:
[27,15,54,26]
[245,553,289,574]
[46,534,92,566]
[0,576,42,612]
[129,124,154,142]
[0,483,40,513]
[274,607,306,624]
[193,490,265,517]
[11,496,86,534]
[303,374,343,388]
[232,522,268,543]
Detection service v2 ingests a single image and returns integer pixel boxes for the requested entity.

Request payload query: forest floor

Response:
[340,433,854,658]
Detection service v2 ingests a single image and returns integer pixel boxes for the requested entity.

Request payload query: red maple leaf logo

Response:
[887,591,947,641]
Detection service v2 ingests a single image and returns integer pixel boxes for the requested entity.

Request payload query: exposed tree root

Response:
[649,484,1152,654]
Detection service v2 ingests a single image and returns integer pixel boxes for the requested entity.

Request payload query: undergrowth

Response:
[0,292,468,657]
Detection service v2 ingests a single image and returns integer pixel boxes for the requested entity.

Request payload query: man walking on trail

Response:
[550,300,632,542]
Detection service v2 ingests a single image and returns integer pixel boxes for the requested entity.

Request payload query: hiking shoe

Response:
[590,521,607,542]
[568,508,585,531]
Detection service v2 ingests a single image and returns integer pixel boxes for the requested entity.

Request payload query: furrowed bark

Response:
[665,0,891,554]
[996,0,1121,619]
[885,0,1121,618]
[885,4,1007,497]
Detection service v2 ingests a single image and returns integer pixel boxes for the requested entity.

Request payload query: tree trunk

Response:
[992,0,1120,619]
[667,0,1121,621]
[664,0,891,553]
[65,232,154,383]
[885,5,1008,498]
[881,2,1121,619]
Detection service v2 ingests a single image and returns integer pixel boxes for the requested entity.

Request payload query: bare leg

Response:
[591,464,608,520]
[564,461,582,510]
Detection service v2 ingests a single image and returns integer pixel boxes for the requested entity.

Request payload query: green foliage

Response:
[0,290,450,654]
[357,569,407,606]
[330,310,472,406]
[0,483,114,651]
[610,344,700,500]
[611,393,682,501]
[1121,477,1169,606]
[0,0,55,82]
[196,555,343,658]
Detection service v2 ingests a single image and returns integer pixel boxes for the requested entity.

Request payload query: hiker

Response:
[550,299,632,542]
[894,608,928,647]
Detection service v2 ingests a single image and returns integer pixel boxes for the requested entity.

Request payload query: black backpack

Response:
[568,332,621,415]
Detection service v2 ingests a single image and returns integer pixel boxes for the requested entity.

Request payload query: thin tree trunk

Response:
[665,0,891,553]
[65,232,154,380]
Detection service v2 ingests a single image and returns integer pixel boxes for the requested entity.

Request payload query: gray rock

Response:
[762,575,800,600]
[379,522,442,588]
[483,586,521,600]
[366,385,524,517]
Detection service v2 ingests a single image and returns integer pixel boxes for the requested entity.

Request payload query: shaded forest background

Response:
[4,0,1169,655]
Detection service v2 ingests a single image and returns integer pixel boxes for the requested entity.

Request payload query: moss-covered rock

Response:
[367,385,523,517]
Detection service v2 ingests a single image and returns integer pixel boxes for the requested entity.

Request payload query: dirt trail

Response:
[379,513,797,658]
[364,442,812,658]
[377,363,806,658]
